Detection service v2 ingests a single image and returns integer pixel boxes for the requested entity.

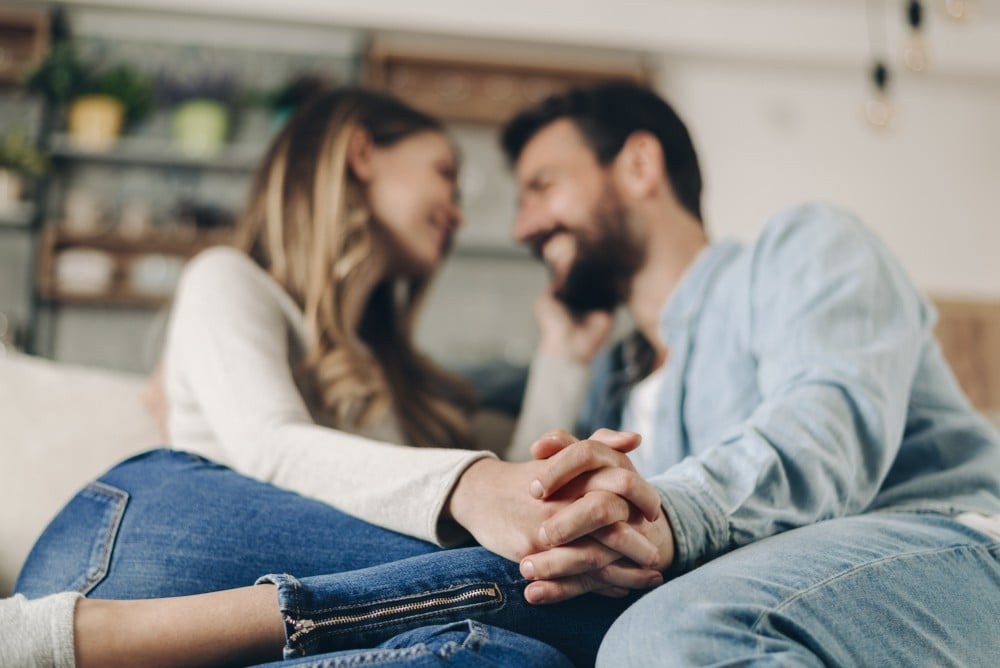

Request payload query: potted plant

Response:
[156,72,237,158]
[248,73,330,131]
[0,129,47,212]
[25,43,153,151]
[67,64,153,151]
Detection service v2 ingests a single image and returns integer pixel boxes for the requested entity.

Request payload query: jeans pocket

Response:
[15,481,129,597]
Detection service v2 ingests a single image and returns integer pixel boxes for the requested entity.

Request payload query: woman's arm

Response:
[506,293,611,461]
[164,248,493,545]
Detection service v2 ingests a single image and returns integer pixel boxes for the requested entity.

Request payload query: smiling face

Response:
[364,130,462,279]
[513,119,643,314]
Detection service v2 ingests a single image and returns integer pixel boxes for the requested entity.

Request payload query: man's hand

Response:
[519,430,677,604]
[535,292,614,365]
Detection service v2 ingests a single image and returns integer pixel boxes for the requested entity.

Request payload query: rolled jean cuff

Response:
[257,546,635,666]
[256,572,508,660]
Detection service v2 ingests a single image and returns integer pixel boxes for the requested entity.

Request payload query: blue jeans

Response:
[598,512,1000,667]
[261,622,574,668]
[16,449,631,666]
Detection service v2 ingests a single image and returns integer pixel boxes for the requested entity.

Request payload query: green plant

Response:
[0,130,47,176]
[91,64,153,124]
[23,42,89,106]
[24,43,153,124]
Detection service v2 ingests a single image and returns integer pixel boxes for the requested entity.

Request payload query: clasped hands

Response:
[448,428,675,605]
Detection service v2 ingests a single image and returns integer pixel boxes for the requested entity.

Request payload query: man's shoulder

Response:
[752,202,871,255]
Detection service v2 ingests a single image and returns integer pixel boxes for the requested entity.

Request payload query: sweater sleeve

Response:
[505,351,590,461]
[0,593,80,668]
[164,248,494,546]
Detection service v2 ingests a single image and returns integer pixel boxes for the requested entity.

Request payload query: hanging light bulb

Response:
[865,60,894,129]
[944,0,971,20]
[904,0,929,72]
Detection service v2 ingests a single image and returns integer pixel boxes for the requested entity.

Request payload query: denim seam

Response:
[78,481,129,595]
[748,542,997,635]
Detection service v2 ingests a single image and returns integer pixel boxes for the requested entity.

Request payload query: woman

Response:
[13,88,654,666]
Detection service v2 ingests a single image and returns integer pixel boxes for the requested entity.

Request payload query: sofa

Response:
[0,353,161,596]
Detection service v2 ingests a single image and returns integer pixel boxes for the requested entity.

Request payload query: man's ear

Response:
[615,131,666,199]
[347,127,376,182]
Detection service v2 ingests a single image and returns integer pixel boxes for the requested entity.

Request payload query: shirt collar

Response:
[658,240,742,334]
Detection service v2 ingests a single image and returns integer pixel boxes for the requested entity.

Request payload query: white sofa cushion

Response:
[0,353,161,596]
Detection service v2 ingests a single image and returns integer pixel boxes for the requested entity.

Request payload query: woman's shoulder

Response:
[177,246,280,298]
[182,246,262,284]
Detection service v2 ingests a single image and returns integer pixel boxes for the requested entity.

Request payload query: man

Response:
[490,82,1000,664]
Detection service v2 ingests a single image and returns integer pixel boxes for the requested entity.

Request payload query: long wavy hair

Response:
[235,87,476,449]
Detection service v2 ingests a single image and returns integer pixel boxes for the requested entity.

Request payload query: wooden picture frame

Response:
[365,44,648,125]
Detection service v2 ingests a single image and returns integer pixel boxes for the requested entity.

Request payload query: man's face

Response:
[513,119,643,315]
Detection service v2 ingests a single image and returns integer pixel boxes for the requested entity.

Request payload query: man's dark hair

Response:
[500,81,703,222]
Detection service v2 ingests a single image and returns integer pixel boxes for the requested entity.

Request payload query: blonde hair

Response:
[236,88,475,449]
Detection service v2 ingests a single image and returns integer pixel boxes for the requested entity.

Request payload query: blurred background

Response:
[0,0,997,411]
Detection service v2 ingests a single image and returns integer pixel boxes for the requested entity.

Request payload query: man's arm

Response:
[522,205,932,585]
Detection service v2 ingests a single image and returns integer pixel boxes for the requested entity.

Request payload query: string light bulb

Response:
[944,0,972,20]
[865,61,894,129]
[904,0,929,72]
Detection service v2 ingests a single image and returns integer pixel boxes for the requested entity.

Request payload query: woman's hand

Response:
[535,292,614,365]
[518,429,677,604]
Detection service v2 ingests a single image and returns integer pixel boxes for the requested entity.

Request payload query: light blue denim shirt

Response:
[581,202,1000,574]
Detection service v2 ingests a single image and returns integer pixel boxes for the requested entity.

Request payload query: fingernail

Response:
[538,526,551,547]
[529,479,544,498]
[648,574,663,588]
[521,559,536,579]
[524,584,544,604]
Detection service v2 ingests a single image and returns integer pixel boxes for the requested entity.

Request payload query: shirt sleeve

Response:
[651,204,931,573]
[0,593,80,668]
[505,351,591,461]
[164,248,494,546]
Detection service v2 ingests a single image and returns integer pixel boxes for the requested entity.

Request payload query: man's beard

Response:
[554,188,643,316]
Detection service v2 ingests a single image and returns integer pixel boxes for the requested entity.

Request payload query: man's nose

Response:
[513,203,547,246]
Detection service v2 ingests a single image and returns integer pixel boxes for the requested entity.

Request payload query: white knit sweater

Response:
[161,247,587,545]
[0,593,79,667]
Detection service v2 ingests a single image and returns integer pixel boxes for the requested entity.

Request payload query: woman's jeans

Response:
[15,449,633,666]
[17,449,1000,667]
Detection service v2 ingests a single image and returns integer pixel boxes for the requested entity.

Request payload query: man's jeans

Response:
[15,449,632,666]
[598,512,1000,667]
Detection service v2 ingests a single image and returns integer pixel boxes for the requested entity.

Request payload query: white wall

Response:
[658,58,1000,298]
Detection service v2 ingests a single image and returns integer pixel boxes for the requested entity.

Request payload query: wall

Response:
[657,57,1000,299]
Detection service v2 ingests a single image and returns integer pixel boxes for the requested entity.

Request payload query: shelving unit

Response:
[47,133,266,173]
[35,225,234,309]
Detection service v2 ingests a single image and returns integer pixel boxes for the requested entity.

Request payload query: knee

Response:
[597,583,696,668]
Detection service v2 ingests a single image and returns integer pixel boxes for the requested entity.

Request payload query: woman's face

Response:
[363,130,462,278]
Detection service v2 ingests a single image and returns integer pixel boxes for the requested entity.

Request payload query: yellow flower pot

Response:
[68,95,125,152]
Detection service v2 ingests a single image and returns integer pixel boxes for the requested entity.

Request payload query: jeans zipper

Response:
[286,583,503,645]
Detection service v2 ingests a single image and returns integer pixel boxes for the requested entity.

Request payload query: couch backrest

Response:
[0,353,161,596]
